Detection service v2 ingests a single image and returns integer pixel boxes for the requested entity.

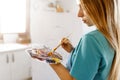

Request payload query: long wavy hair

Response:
[80,0,120,80]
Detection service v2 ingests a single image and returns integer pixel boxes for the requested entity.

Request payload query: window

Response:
[0,0,30,44]
[0,0,26,33]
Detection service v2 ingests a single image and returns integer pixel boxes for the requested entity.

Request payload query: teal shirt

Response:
[66,30,114,80]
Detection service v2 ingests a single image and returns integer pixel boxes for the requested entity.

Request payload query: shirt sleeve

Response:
[70,35,102,80]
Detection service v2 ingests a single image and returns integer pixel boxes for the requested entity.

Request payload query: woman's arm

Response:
[49,38,75,80]
[50,63,75,80]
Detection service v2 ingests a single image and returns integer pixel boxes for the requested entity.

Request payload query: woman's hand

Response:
[61,38,74,53]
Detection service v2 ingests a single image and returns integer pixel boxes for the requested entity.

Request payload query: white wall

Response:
[30,0,84,47]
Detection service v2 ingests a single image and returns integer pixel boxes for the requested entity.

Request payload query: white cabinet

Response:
[0,44,31,80]
[0,53,11,80]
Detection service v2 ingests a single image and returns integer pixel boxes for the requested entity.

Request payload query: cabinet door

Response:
[11,50,31,80]
[0,53,11,80]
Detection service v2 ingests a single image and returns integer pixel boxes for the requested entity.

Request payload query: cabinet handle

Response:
[6,54,9,63]
[12,53,15,63]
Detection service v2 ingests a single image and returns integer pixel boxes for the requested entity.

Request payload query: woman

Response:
[49,0,120,80]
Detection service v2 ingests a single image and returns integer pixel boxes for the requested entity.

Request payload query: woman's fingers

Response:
[60,37,73,53]
[61,38,70,44]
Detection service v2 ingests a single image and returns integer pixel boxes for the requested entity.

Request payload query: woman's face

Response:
[78,4,94,26]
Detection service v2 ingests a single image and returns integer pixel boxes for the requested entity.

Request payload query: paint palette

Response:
[26,47,63,64]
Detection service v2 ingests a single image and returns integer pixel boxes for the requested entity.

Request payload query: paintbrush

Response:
[47,33,72,56]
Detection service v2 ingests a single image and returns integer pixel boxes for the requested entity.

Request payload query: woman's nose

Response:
[78,9,84,17]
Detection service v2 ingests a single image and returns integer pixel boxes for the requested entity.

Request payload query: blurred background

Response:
[0,0,118,80]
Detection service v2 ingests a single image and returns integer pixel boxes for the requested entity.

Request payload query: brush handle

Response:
[53,33,72,52]
[53,43,61,52]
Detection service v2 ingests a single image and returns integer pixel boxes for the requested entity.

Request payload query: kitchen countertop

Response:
[0,43,29,53]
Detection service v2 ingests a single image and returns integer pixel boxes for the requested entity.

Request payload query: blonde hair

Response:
[80,0,120,80]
